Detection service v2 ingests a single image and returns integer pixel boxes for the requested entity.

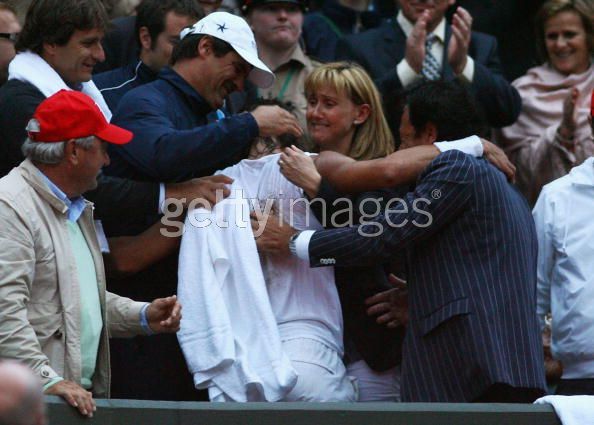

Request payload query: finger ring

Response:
[278,160,284,166]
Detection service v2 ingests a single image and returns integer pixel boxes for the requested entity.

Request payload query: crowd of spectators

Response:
[0,0,592,418]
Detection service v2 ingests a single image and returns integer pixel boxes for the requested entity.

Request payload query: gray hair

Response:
[21,136,95,164]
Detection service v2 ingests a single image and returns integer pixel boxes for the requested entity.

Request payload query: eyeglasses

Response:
[0,33,19,43]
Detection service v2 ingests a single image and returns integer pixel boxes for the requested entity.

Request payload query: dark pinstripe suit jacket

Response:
[308,150,547,402]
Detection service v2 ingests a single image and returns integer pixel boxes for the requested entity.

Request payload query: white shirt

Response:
[533,157,594,379]
[218,155,344,353]
[395,11,475,87]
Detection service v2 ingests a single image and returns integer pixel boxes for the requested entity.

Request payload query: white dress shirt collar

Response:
[397,10,446,44]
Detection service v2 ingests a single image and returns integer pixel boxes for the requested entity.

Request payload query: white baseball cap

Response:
[180,12,275,89]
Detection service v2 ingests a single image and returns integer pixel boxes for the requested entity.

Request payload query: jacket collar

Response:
[38,172,87,222]
[273,44,312,72]
[18,159,92,217]
[159,67,212,116]
[569,157,594,187]
[131,60,159,85]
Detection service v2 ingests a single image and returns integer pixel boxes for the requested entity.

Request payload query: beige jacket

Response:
[0,159,145,397]
[258,45,320,130]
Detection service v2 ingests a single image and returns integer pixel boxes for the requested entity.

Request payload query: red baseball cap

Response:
[27,90,132,144]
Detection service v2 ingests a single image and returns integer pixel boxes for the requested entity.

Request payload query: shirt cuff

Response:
[459,56,475,82]
[158,183,165,214]
[397,59,422,88]
[294,230,315,261]
[434,135,483,157]
[140,303,154,335]
[43,377,64,392]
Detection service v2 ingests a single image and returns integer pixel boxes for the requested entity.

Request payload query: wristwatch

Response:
[288,231,302,256]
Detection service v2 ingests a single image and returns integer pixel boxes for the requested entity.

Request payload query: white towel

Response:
[8,51,112,120]
[177,189,297,402]
[534,395,594,425]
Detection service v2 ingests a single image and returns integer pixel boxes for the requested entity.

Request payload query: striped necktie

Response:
[421,34,441,81]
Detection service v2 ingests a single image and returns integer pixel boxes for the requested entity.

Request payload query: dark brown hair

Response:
[16,0,109,54]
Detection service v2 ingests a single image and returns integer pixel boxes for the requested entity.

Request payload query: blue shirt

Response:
[38,171,87,222]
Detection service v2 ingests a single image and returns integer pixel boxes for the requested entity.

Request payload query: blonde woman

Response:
[279,62,405,402]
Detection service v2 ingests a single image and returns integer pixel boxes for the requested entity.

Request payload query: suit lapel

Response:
[389,20,407,63]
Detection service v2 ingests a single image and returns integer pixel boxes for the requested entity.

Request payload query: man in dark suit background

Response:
[336,0,521,137]
[255,80,546,402]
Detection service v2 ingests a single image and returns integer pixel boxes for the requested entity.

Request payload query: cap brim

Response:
[233,45,275,89]
[95,123,133,145]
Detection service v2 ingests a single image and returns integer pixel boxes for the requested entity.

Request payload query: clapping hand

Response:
[448,6,472,75]
[405,10,432,73]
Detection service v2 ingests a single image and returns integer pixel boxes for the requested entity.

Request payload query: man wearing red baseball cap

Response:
[0,90,183,417]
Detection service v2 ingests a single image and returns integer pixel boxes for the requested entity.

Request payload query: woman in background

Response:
[494,0,593,205]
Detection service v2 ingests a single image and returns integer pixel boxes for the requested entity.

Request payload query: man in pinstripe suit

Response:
[255,81,547,402]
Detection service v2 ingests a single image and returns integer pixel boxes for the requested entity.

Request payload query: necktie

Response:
[421,34,441,81]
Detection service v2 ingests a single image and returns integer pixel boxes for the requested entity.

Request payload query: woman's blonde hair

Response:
[535,0,594,63]
[304,62,394,160]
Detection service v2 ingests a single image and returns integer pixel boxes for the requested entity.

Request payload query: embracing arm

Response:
[104,220,181,276]
[314,137,513,193]
[316,145,439,193]
[112,94,259,181]
[254,150,476,266]
[307,150,476,267]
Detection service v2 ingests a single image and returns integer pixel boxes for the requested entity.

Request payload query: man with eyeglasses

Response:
[0,2,20,86]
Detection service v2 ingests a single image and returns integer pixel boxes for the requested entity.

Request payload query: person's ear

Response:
[42,42,57,59]
[353,104,371,125]
[138,26,152,51]
[424,122,438,144]
[198,36,213,56]
[64,139,80,166]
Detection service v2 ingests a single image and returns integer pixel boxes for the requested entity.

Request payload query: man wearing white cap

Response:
[108,11,303,182]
